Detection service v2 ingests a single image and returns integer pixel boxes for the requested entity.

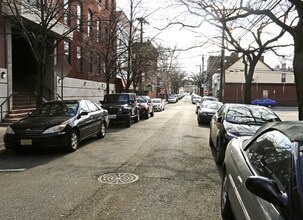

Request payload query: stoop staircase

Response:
[0,82,36,127]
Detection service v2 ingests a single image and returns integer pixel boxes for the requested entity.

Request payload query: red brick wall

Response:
[224,83,297,106]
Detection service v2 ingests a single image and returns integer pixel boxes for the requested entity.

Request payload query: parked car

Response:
[222,121,303,220]
[197,100,222,125]
[4,100,109,152]
[191,94,201,104]
[101,93,140,127]
[209,103,281,165]
[151,98,165,111]
[168,95,177,103]
[137,96,154,119]
[251,98,276,107]
[196,96,219,114]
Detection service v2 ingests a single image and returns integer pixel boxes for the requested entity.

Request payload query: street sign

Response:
[53,59,72,79]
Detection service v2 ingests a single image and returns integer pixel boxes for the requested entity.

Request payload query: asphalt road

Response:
[0,98,298,220]
[0,96,222,220]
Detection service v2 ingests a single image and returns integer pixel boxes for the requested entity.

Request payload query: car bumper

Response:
[4,132,70,150]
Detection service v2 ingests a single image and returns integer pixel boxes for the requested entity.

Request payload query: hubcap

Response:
[71,132,78,149]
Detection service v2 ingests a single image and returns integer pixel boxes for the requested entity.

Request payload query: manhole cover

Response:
[98,173,139,184]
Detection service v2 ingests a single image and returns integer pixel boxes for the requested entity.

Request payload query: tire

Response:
[216,138,224,165]
[268,104,272,108]
[197,116,202,125]
[209,129,214,147]
[125,115,131,127]
[134,113,140,123]
[97,121,106,139]
[144,111,149,119]
[67,130,78,152]
[150,109,154,117]
[221,172,234,219]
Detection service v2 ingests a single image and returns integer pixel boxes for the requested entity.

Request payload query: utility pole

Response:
[136,17,149,43]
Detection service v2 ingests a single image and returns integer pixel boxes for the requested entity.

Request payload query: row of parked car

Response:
[3,93,166,153]
[193,94,303,220]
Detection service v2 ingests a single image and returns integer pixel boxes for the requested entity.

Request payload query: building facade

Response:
[0,0,116,123]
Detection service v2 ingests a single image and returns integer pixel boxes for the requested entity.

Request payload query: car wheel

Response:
[97,121,106,139]
[150,110,154,117]
[216,138,224,165]
[125,115,131,127]
[134,112,140,123]
[197,116,202,125]
[67,130,78,152]
[209,128,214,147]
[268,104,272,108]
[221,172,234,219]
[144,111,149,119]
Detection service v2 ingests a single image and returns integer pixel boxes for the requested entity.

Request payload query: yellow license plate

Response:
[20,139,32,146]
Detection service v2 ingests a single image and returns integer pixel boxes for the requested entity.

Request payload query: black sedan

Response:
[221,121,303,220]
[197,100,222,125]
[209,103,281,165]
[4,100,109,152]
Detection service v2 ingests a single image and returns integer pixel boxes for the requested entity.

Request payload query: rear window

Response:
[104,94,129,104]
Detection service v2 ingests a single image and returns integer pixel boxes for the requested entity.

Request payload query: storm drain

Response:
[98,173,139,185]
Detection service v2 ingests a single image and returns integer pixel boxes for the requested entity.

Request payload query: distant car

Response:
[196,96,219,113]
[222,121,303,220]
[197,100,222,125]
[209,103,281,165]
[168,95,177,103]
[101,93,140,127]
[137,96,154,119]
[4,100,109,152]
[251,98,276,108]
[191,94,201,104]
[151,98,165,111]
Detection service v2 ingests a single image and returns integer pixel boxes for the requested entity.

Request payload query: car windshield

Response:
[202,102,221,110]
[226,106,280,125]
[152,99,161,103]
[31,102,79,117]
[104,94,129,104]
[137,97,147,103]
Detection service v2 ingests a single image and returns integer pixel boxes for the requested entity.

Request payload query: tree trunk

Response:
[293,35,303,120]
[36,63,44,107]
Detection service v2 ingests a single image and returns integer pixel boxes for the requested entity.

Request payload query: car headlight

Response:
[6,126,15,134]
[42,124,66,134]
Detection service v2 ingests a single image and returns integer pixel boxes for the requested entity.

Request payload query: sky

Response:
[117,0,294,75]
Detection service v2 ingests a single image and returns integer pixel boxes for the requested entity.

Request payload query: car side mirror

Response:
[217,116,223,123]
[246,176,288,209]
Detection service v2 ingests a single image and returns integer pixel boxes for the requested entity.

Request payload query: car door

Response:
[210,105,226,147]
[77,100,92,139]
[85,100,102,133]
[231,130,292,219]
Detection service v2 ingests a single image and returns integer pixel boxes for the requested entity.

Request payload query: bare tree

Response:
[176,0,290,103]
[237,0,303,119]
[157,45,180,99]
[1,0,77,106]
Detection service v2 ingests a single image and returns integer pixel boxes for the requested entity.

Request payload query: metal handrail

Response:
[0,92,17,121]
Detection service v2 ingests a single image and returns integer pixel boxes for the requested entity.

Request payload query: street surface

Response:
[0,96,298,220]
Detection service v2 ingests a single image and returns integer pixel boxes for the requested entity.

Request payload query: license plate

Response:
[20,139,32,146]
[109,115,116,119]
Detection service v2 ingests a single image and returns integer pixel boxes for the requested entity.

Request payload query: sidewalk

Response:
[0,126,6,151]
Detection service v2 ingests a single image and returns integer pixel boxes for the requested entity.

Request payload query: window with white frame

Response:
[63,0,71,26]
[64,41,71,64]
[88,10,93,38]
[77,2,83,32]
[281,73,286,83]
[97,18,101,43]
[77,46,82,72]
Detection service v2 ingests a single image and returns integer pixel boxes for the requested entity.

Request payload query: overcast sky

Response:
[117,0,294,74]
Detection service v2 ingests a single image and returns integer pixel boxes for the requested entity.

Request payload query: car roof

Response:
[244,121,303,147]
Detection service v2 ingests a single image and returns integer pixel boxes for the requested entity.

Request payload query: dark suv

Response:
[101,93,140,127]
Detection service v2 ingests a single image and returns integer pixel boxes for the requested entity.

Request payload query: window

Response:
[246,130,293,191]
[88,50,93,74]
[63,0,71,26]
[77,2,83,32]
[96,53,101,75]
[263,90,268,98]
[64,41,71,64]
[96,18,102,43]
[77,46,82,72]
[281,73,286,83]
[86,100,99,112]
[88,10,93,38]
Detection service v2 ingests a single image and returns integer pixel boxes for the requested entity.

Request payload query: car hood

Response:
[200,108,218,114]
[10,116,72,132]
[224,121,261,137]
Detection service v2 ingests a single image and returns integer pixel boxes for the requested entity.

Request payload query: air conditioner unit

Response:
[0,68,8,79]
